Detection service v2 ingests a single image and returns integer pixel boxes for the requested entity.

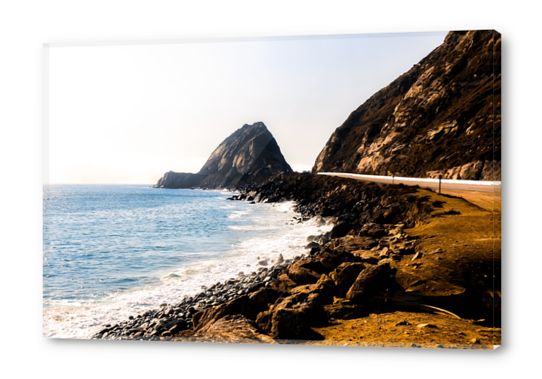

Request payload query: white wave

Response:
[228,225,272,231]
[269,201,297,213]
[228,210,249,219]
[218,204,236,209]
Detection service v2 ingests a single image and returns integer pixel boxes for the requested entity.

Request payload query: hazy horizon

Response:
[46,31,448,184]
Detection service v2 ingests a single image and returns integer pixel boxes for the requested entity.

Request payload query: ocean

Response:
[43,184,331,338]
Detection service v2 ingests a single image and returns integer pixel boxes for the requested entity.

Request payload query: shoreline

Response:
[90,208,332,340]
[44,192,329,339]
[92,173,501,348]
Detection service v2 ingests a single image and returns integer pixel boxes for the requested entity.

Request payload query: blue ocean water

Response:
[43,185,331,338]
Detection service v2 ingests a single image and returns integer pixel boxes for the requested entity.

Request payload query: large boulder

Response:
[329,262,366,294]
[330,221,353,239]
[346,263,395,302]
[316,251,362,273]
[287,260,323,285]
[248,286,281,308]
[192,295,256,331]
[270,273,298,292]
[255,293,325,340]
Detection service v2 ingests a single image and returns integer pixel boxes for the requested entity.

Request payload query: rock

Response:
[329,262,366,294]
[345,263,394,302]
[255,293,325,340]
[338,236,378,251]
[271,273,298,292]
[192,315,276,343]
[152,171,207,190]
[360,224,387,239]
[193,295,257,331]
[287,266,321,285]
[316,273,336,290]
[323,298,358,320]
[459,161,484,180]
[248,287,281,307]
[311,31,500,181]
[480,160,501,181]
[290,257,325,274]
[153,122,292,189]
[290,283,323,296]
[167,321,188,334]
[317,251,361,272]
[305,242,320,250]
[330,222,353,239]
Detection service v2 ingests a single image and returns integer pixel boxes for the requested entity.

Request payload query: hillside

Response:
[313,30,501,181]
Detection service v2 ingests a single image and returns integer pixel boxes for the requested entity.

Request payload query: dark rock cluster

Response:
[236,172,433,230]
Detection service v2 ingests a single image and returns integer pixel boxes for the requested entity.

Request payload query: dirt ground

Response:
[303,188,501,349]
[306,312,500,349]
[442,188,501,213]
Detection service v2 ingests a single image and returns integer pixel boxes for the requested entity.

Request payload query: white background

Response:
[0,1,537,378]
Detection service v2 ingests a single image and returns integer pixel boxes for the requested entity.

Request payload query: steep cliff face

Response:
[313,30,501,181]
[153,122,292,189]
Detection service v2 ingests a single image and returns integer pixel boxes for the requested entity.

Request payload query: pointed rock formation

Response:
[313,30,501,181]
[153,122,292,189]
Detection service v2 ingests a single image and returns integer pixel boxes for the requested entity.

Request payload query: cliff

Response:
[153,122,292,189]
[313,30,501,181]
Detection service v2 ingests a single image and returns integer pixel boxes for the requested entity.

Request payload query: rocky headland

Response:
[153,122,292,189]
[313,30,501,181]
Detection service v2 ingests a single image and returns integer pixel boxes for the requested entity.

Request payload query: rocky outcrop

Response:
[153,122,292,189]
[153,172,207,189]
[313,30,501,181]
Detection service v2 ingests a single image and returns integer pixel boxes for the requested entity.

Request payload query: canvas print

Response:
[43,30,501,349]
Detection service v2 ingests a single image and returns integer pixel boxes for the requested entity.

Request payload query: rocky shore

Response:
[92,259,293,341]
[94,173,500,347]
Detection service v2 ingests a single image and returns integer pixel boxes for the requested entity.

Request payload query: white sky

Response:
[46,31,448,184]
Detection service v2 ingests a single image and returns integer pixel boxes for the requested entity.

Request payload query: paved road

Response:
[318,172,501,212]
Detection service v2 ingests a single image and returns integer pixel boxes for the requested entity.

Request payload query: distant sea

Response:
[43,184,331,338]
